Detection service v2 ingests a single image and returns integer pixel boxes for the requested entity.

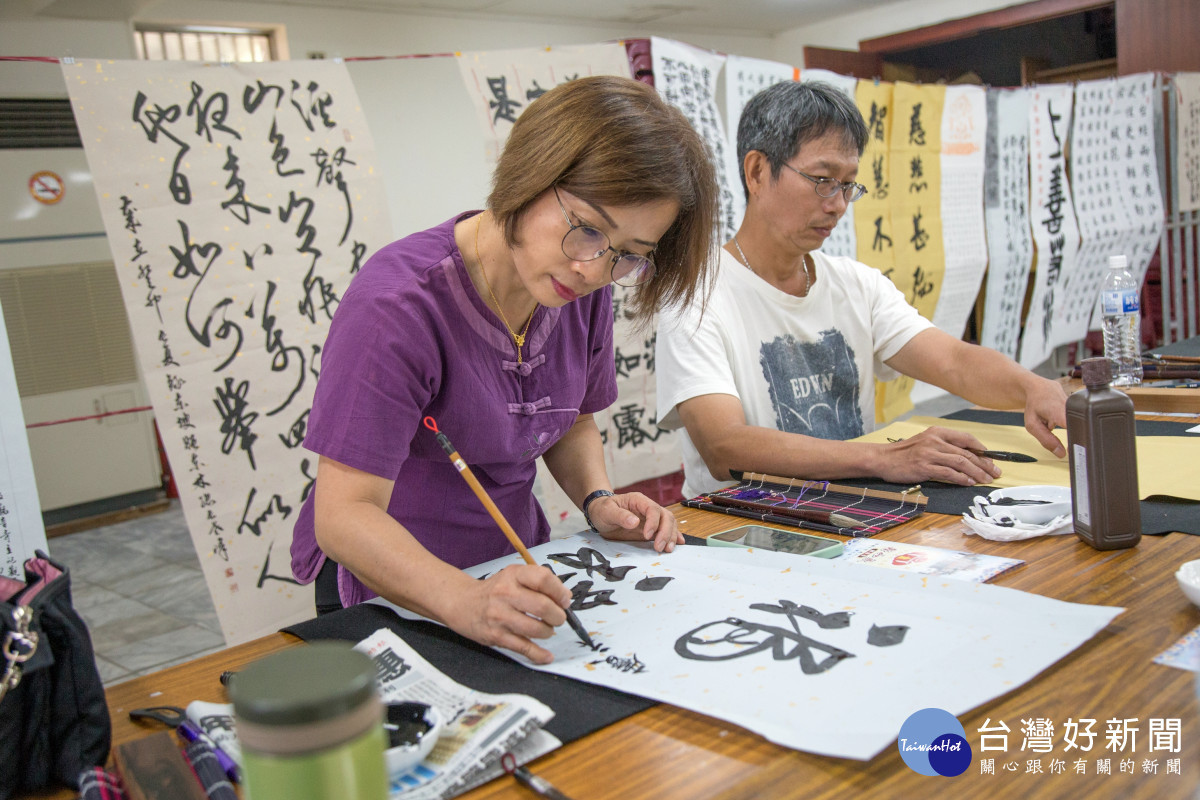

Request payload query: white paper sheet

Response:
[456,43,632,163]
[0,299,47,579]
[980,88,1034,359]
[651,37,744,240]
[1175,72,1200,214]
[932,85,988,338]
[382,532,1121,761]
[63,59,394,643]
[1020,84,1080,368]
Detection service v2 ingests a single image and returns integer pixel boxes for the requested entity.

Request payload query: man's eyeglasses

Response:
[554,187,657,287]
[781,163,867,203]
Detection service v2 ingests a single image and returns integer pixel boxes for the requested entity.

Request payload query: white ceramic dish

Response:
[384,703,442,778]
[985,485,1072,525]
[1176,559,1200,608]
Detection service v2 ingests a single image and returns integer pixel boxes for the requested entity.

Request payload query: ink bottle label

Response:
[1071,444,1090,525]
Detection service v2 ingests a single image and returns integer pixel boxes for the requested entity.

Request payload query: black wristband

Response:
[581,489,615,532]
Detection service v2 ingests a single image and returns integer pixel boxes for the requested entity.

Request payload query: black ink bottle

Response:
[1066,357,1141,550]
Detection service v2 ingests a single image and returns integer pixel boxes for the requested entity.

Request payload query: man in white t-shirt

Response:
[656,81,1068,498]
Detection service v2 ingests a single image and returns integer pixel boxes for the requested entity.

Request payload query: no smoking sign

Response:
[29,170,65,205]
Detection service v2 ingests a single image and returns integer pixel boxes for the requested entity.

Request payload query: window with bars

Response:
[133,26,280,63]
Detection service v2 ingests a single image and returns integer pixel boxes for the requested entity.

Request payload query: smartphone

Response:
[707,524,844,558]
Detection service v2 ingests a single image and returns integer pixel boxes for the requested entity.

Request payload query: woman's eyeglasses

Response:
[554,187,657,287]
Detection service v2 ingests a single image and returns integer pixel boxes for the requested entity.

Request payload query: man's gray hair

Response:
[736,81,869,198]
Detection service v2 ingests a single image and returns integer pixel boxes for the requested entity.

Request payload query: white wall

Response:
[1,2,776,237]
[772,0,1028,58]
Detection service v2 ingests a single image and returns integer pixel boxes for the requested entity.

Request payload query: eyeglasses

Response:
[554,187,657,287]
[781,163,867,203]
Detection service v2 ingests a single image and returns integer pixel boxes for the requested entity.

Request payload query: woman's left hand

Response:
[587,492,683,553]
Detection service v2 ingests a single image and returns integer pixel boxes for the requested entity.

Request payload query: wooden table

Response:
[27,504,1200,799]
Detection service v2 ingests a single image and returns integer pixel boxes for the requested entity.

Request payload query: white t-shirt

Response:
[655,247,933,498]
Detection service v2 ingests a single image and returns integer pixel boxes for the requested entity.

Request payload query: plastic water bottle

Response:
[1099,255,1143,386]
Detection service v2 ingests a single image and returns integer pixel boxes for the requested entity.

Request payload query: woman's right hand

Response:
[447,564,573,664]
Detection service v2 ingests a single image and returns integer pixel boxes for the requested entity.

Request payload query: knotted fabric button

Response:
[502,353,545,377]
[507,397,551,416]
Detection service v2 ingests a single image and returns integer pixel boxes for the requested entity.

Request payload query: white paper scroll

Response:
[651,37,744,241]
[456,43,633,163]
[724,54,796,168]
[1176,72,1200,214]
[981,89,1034,359]
[1061,79,1125,343]
[1020,85,1080,369]
[381,532,1121,761]
[63,59,394,644]
[1104,73,1165,324]
[931,85,988,338]
[802,69,861,261]
[0,299,47,579]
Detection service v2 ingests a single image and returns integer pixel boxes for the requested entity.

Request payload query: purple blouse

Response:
[291,212,617,607]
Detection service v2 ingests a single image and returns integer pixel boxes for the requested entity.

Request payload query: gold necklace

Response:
[475,215,536,363]
[732,234,811,296]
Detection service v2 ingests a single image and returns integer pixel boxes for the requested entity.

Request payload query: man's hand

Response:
[873,426,1002,486]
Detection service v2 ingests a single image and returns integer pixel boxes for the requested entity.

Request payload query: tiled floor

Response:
[51,393,976,688]
[47,500,226,687]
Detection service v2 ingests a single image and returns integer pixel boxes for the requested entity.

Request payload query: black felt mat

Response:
[840,409,1199,536]
[282,603,655,744]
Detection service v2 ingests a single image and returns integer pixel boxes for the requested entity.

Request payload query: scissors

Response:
[129,706,240,782]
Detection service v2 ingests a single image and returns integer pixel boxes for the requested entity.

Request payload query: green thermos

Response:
[230,642,388,800]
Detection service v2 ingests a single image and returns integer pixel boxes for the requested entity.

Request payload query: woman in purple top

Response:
[291,76,719,664]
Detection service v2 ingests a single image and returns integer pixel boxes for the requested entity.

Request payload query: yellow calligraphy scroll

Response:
[853,81,895,271]
[876,83,947,423]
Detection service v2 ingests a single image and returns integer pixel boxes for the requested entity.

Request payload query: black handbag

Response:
[0,550,111,799]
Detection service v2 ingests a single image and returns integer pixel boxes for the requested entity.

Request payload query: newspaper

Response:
[184,628,559,799]
[354,628,559,799]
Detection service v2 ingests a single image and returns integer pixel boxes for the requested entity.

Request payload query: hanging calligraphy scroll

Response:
[63,59,393,644]
[981,88,1034,359]
[380,531,1121,760]
[1177,72,1200,214]
[1020,84,1080,369]
[1103,73,1165,326]
[802,69,860,261]
[931,85,987,340]
[1059,78,1125,345]
[876,83,944,423]
[0,299,47,579]
[849,81,898,425]
[650,37,744,241]
[724,54,797,173]
[456,43,632,163]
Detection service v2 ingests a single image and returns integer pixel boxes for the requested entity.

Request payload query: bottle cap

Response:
[231,641,377,726]
[1080,357,1113,387]
[1108,255,1128,270]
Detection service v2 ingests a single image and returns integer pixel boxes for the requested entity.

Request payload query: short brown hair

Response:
[489,75,718,324]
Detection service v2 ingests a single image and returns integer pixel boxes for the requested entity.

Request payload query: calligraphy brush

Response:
[1145,353,1200,365]
[422,416,595,649]
[965,448,1037,463]
[707,493,867,529]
